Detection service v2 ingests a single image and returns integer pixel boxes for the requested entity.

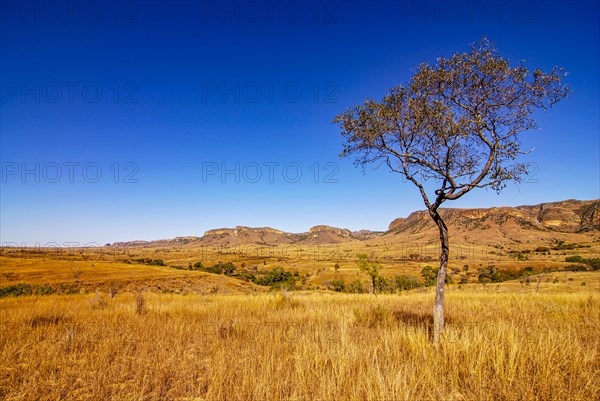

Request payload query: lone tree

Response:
[333,38,568,344]
[356,253,382,294]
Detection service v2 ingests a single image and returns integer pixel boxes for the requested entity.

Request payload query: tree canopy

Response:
[334,38,569,211]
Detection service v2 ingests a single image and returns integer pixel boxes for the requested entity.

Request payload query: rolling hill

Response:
[108,199,599,248]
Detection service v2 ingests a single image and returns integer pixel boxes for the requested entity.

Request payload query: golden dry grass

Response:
[1,246,599,400]
[0,255,259,295]
[1,287,599,401]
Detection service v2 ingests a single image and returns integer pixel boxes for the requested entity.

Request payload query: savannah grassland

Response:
[1,245,599,401]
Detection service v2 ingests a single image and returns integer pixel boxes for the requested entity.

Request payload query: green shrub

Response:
[374,277,395,293]
[586,258,600,270]
[36,284,54,295]
[421,265,451,286]
[0,284,33,297]
[328,279,346,292]
[565,255,585,263]
[392,275,422,291]
[236,272,256,282]
[0,284,58,298]
[219,262,236,276]
[478,265,520,283]
[202,262,236,275]
[135,258,165,266]
[421,265,438,286]
[346,280,367,293]
[254,267,296,289]
[564,264,587,272]
[521,266,535,277]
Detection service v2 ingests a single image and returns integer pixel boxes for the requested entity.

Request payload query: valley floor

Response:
[1,285,599,401]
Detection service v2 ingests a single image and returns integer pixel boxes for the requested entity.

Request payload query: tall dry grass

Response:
[1,289,599,401]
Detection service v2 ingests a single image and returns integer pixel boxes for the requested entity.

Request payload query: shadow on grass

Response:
[393,310,454,341]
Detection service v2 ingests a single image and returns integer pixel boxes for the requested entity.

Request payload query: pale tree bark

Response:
[429,208,449,345]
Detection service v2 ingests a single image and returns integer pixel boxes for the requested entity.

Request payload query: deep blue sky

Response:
[1,0,598,245]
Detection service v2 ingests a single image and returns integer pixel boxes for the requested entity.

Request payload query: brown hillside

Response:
[108,199,599,248]
[383,199,600,245]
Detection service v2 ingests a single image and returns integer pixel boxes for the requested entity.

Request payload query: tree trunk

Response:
[429,209,449,345]
[372,276,376,295]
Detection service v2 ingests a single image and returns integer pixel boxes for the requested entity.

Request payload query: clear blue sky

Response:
[1,0,598,245]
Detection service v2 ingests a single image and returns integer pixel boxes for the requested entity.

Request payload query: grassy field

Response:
[1,247,599,400]
[1,281,599,400]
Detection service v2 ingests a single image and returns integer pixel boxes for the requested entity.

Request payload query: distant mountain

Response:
[384,199,599,244]
[197,225,385,246]
[110,236,201,248]
[109,226,384,247]
[108,199,599,248]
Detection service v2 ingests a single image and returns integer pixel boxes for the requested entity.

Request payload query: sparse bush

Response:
[328,279,346,292]
[564,256,600,271]
[374,277,395,293]
[565,255,585,263]
[0,284,57,298]
[512,252,528,261]
[202,262,236,276]
[357,253,382,294]
[521,266,535,277]
[237,272,256,282]
[135,258,165,266]
[552,242,579,250]
[421,265,438,286]
[564,264,587,272]
[346,280,366,293]
[221,262,236,276]
[392,275,422,291]
[36,284,54,296]
[586,258,600,270]
[254,267,296,289]
[479,265,538,283]
[0,284,33,297]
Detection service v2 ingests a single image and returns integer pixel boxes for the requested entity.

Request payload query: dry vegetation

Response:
[1,245,599,400]
[1,288,599,401]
